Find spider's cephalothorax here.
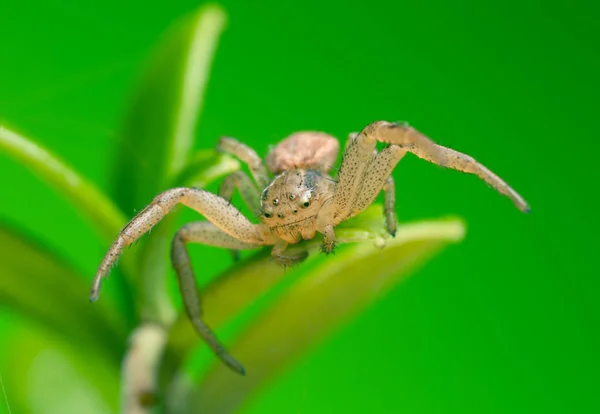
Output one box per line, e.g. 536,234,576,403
260,169,335,243
89,121,530,375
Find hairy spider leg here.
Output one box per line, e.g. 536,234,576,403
90,187,273,302
171,221,260,375
361,121,530,212
383,176,397,236
219,170,263,260
344,132,399,236
217,137,270,188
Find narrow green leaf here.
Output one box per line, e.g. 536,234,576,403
133,150,240,325
194,219,464,412
173,150,240,188
108,4,228,325
159,206,465,413
158,206,391,395
158,248,286,392
0,125,141,315
0,222,128,362
157,205,419,394
0,125,127,245
112,3,227,213
2,317,121,414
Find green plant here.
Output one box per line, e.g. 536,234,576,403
0,4,464,413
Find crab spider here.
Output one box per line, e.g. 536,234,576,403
90,120,529,375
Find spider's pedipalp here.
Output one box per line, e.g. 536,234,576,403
171,221,259,375
271,239,309,267
321,224,336,254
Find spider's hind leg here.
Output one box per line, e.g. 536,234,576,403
171,221,260,375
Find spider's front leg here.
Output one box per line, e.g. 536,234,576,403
171,221,261,375
361,121,530,212
344,132,398,237
90,187,274,301
317,134,407,252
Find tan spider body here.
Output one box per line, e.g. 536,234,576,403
90,121,529,375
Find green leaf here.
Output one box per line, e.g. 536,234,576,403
158,205,394,385
158,248,287,394
173,150,240,188
159,205,465,413
108,4,228,325
2,316,121,414
0,222,128,362
129,149,240,325
0,125,137,317
0,125,127,245
194,216,464,413
112,3,227,213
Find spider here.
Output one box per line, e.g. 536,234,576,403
89,120,529,375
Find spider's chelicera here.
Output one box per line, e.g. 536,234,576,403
90,121,529,375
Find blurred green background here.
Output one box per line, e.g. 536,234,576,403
0,0,598,413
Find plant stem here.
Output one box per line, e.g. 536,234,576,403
121,323,168,414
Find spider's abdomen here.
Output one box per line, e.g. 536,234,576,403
266,132,339,174
260,169,335,244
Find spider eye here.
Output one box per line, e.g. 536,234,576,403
264,212,272,218
273,199,279,206
299,191,312,208
289,194,295,201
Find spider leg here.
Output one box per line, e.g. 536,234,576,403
217,137,270,188
361,121,530,212
219,171,262,261
383,176,397,237
330,135,407,226
321,224,337,254
219,171,261,215
271,240,309,267
90,187,274,301
345,132,359,151
344,132,398,236
171,221,259,375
